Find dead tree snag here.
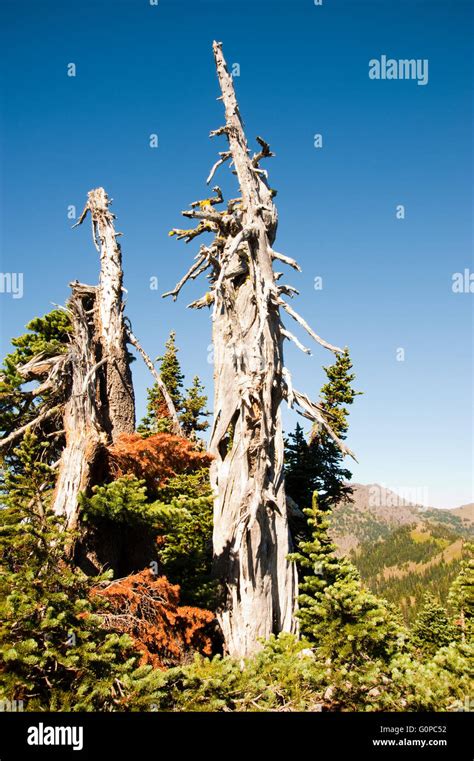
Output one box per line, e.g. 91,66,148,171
165,42,354,657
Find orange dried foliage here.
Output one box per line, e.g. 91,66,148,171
94,569,214,669
107,433,212,490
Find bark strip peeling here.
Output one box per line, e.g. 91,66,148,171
75,187,136,440
51,285,104,529
166,43,354,657
53,188,135,528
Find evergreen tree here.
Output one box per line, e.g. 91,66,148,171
285,348,359,511
180,375,210,439
411,594,455,656
284,423,315,512
138,331,185,435
448,542,474,642
289,492,406,665
0,436,151,710
0,309,71,468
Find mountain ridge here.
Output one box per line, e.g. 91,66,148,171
329,483,473,623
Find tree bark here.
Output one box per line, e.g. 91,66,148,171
208,42,297,656
165,44,353,656
87,187,135,440
52,188,135,529
52,286,104,530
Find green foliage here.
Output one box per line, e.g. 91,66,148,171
79,471,215,608
389,641,474,712
354,525,447,577
154,469,215,607
180,376,210,438
138,334,209,440
0,444,154,710
350,522,467,625
129,634,319,712
127,628,473,713
138,331,185,435
411,594,457,656
0,310,71,464
369,559,462,626
448,542,474,641
79,476,187,530
284,348,359,511
2,312,471,714
290,493,406,665
1,310,71,385
1,433,55,513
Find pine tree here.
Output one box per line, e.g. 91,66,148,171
285,348,359,511
448,542,474,642
0,310,71,468
289,492,405,665
180,375,210,439
284,422,315,512
411,594,455,656
0,436,151,710
138,331,184,435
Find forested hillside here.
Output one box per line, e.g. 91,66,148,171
329,485,473,623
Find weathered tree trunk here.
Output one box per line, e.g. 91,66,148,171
86,187,135,440
53,188,135,529
207,43,298,656
166,43,354,657
52,284,104,530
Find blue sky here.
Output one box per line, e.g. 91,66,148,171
0,0,472,507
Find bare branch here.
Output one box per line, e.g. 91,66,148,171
168,220,215,243
280,327,311,354
252,136,274,166
209,125,228,138
181,209,224,225
278,299,342,353
162,253,207,301
291,388,357,460
277,284,299,298
207,153,231,184
270,249,302,272
187,293,215,309
0,404,62,451
126,328,184,437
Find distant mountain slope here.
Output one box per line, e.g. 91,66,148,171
450,503,474,522
329,484,473,624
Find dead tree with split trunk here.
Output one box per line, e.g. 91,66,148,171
0,188,181,570
52,187,136,530
165,42,355,657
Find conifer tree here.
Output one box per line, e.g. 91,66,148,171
411,594,455,656
0,310,71,468
285,348,359,511
139,331,184,435
289,492,405,664
284,422,316,512
180,376,210,439
448,542,474,642
0,436,151,710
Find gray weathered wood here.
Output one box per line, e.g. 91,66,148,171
165,43,353,656
53,188,135,528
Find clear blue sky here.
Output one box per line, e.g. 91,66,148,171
0,0,472,507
